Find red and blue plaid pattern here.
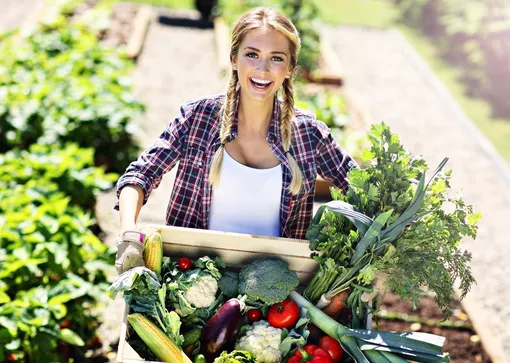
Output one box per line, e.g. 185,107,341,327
116,94,357,240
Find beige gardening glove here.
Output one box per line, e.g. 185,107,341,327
115,230,146,274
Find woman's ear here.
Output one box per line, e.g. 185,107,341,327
231,54,238,71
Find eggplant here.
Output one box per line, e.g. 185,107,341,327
201,298,243,360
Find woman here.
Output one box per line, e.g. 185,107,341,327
115,7,358,274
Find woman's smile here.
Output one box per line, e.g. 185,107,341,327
249,77,273,91
232,28,291,103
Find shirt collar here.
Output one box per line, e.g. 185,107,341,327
228,92,283,144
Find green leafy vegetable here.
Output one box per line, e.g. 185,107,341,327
218,271,239,299
305,122,479,321
213,350,257,363
238,259,299,306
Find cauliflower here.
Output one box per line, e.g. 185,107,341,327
183,274,218,308
235,321,283,363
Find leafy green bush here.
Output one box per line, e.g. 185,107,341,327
0,179,115,362
217,0,321,72
0,143,117,211
0,2,133,361
295,86,351,130
0,8,144,173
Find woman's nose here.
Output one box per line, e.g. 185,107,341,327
256,58,270,72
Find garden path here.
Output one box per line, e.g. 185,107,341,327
95,8,227,360
0,0,42,32
322,24,510,357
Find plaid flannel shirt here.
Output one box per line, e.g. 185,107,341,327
116,94,358,240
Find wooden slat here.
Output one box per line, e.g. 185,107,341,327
145,224,311,256
213,16,231,74
126,5,153,59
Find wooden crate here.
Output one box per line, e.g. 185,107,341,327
116,224,318,362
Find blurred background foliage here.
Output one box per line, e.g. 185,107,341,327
0,0,138,361
134,0,510,162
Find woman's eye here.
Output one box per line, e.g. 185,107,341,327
246,52,258,58
271,56,284,62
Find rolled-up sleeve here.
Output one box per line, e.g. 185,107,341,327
115,103,192,206
315,120,359,192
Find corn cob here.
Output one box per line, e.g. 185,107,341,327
128,313,192,363
143,228,163,274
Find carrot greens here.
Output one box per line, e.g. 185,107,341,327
305,123,480,325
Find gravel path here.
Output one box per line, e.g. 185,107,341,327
322,24,510,357
0,0,42,32
95,8,227,360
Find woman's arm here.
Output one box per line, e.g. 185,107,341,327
315,120,359,191
119,184,144,232
115,102,197,213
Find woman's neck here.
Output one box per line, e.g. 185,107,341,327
237,93,274,136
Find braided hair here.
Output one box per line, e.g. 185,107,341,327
209,7,303,195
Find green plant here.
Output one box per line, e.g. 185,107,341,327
0,143,117,210
0,178,115,361
295,87,351,130
294,85,365,161
0,6,144,173
304,123,479,324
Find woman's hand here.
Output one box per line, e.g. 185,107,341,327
115,230,146,274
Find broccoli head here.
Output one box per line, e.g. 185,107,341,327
218,270,239,299
238,259,299,306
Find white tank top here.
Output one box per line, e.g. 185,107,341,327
208,150,282,237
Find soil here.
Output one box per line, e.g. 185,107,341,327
373,293,492,362
100,2,139,47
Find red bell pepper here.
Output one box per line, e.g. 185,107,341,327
288,344,333,363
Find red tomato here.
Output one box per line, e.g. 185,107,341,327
177,257,192,271
247,309,262,322
287,356,302,363
318,336,344,362
267,299,300,328
310,348,333,363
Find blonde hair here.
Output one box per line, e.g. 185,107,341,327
209,7,303,195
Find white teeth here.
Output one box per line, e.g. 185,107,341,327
251,78,271,85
